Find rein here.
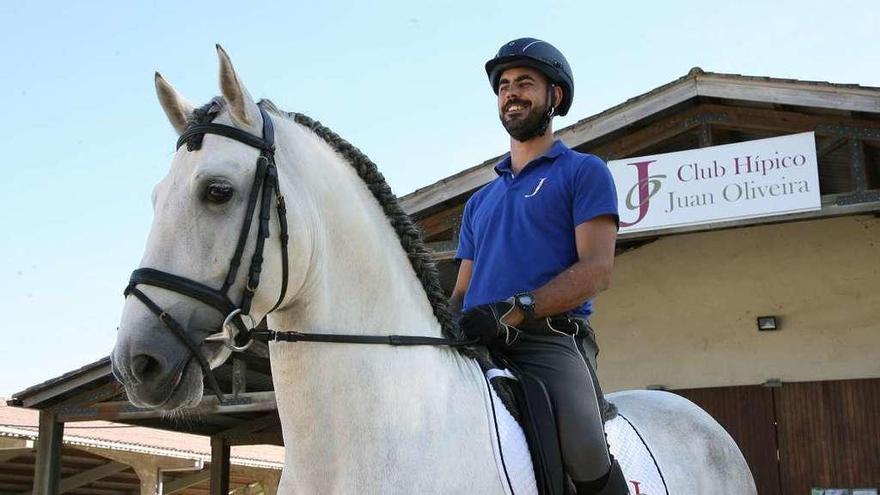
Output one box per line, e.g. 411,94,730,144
124,104,475,403
248,328,477,347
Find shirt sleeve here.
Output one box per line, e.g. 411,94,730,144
573,155,620,228
455,197,476,260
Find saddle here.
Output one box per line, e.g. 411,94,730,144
485,350,617,495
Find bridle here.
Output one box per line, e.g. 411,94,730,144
124,104,289,402
124,104,475,403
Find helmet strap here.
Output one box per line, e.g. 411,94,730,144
504,83,560,142
516,84,555,142
546,83,557,119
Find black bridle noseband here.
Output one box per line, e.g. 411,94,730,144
124,104,474,403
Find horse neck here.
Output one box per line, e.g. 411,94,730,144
270,119,443,338
260,119,503,493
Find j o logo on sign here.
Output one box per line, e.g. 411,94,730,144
620,160,666,228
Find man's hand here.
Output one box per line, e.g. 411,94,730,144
459,300,521,346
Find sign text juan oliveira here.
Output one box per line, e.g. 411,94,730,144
608,132,821,233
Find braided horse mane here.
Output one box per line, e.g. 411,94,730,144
186,98,464,344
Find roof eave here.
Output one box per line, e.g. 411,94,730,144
9,357,113,409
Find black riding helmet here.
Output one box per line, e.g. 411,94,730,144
485,38,574,116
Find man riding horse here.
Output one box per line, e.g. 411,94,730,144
453,38,628,495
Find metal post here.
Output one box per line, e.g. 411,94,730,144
32,410,64,495
232,357,247,399
210,436,230,495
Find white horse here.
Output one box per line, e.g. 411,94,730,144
111,47,757,494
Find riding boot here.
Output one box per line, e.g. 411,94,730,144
573,459,628,495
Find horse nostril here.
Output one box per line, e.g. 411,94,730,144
131,354,162,383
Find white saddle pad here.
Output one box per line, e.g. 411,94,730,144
485,369,667,495
606,414,668,495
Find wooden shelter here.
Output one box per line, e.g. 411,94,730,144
9,68,880,494
0,399,281,494
7,352,280,494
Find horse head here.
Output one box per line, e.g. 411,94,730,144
111,46,312,410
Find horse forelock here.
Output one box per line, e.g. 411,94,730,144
178,97,469,347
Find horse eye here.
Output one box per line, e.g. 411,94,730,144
205,182,234,204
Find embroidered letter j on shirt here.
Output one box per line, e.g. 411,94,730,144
525,177,548,198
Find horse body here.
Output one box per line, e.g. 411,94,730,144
111,47,756,494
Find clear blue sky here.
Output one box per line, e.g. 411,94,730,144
1,0,877,396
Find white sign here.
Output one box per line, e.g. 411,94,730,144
609,132,821,233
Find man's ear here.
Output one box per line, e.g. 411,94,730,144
552,85,564,110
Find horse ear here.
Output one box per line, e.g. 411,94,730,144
155,72,194,135
216,44,261,131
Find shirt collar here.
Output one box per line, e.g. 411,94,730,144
494,140,569,176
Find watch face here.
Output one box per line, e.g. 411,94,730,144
517,294,535,306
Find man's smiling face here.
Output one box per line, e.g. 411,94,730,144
497,66,555,141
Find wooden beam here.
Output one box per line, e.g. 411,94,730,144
400,162,498,217
226,431,284,446
425,240,457,254
58,461,128,494
430,250,457,262
585,105,709,159
209,437,230,495
0,447,34,463
229,482,263,494
815,123,880,140
32,411,64,495
416,203,464,237
590,103,880,161
850,139,868,192
697,123,713,148
51,381,124,412
216,413,280,441
695,75,880,113
817,136,848,158
695,104,880,138
17,362,113,409
558,77,698,152
58,391,277,422
162,470,210,494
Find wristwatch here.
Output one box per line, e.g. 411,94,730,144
513,292,537,322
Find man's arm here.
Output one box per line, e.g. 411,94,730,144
504,215,617,326
448,259,473,319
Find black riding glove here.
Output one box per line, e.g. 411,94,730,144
459,299,521,346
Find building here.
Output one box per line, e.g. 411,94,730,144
400,68,880,494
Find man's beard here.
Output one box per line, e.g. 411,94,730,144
500,99,551,142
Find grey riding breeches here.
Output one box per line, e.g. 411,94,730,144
501,321,612,483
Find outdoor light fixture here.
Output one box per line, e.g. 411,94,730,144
757,316,778,331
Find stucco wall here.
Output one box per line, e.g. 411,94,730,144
591,215,880,392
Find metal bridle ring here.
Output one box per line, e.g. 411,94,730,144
225,309,255,352
204,309,255,352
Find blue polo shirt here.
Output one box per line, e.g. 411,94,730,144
456,140,619,317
